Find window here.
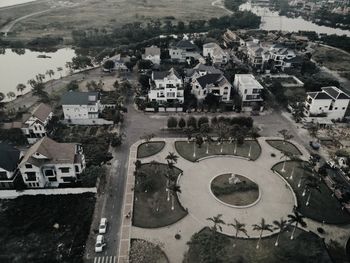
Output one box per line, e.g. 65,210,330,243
26,172,36,181
44,170,54,177
25,164,33,169
59,167,70,173
342,107,345,110
335,107,338,110
244,89,247,94
75,165,80,173
0,171,7,180
319,107,322,110
62,177,76,183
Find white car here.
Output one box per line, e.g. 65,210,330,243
95,235,106,253
99,218,108,234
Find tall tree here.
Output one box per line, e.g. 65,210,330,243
7,92,16,101
167,184,181,210
165,152,178,164
206,214,225,233
273,218,287,246
229,218,249,246
288,208,307,240
16,83,26,95
252,218,273,249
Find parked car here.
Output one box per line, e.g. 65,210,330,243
95,235,106,253
309,141,320,150
99,218,108,234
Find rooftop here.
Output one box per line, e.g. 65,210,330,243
0,143,20,172
235,74,264,90
61,91,99,105
144,45,161,57
152,68,181,80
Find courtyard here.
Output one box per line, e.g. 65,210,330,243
120,137,350,262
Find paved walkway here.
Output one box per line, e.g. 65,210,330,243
0,187,97,199
126,137,350,263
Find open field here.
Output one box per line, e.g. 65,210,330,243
0,193,95,263
2,0,227,40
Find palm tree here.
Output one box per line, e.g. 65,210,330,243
165,152,178,164
46,69,55,79
57,67,63,78
280,152,294,173
252,218,273,249
184,127,193,143
205,135,213,154
6,92,16,101
16,83,26,95
216,122,230,153
288,208,307,240
278,129,293,144
229,219,249,246
206,214,225,233
167,183,181,210
273,218,287,246
304,178,321,206
35,73,45,83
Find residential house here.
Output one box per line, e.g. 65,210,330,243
184,63,223,83
191,73,232,102
169,39,203,62
203,42,228,65
103,54,130,72
234,74,264,111
269,44,297,70
62,91,100,120
148,68,184,104
245,40,270,71
18,137,85,188
304,86,350,120
0,143,21,189
142,45,161,65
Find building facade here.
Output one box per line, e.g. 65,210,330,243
62,92,100,120
234,74,264,111
142,45,161,65
0,143,21,189
18,137,85,188
203,42,228,65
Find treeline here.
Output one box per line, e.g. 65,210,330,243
224,0,246,12
71,12,261,48
0,35,63,49
313,9,350,30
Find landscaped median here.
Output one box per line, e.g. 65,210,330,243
272,160,350,224
174,140,261,162
184,227,332,263
137,141,165,158
266,139,302,156
132,162,187,228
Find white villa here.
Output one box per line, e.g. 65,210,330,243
169,39,203,63
304,86,350,120
184,63,222,83
142,45,161,65
191,73,231,102
203,42,228,65
62,91,100,120
0,143,21,189
102,54,129,72
148,68,184,104
18,137,85,188
234,74,264,111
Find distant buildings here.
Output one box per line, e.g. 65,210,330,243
304,86,350,120
142,45,161,65
148,68,184,104
18,137,85,188
62,92,100,120
202,42,228,65
0,143,21,189
169,39,203,63
234,74,264,111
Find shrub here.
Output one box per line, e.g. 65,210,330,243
198,116,209,128
211,116,218,126
187,116,197,129
178,118,186,129
167,117,178,128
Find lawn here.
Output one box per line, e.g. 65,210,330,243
133,163,187,228
130,239,168,263
184,227,332,263
137,141,165,159
0,193,95,263
211,174,259,206
175,140,261,162
272,161,350,224
266,140,302,156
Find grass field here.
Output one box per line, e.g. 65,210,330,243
266,140,302,156
175,140,261,162
133,163,187,228
0,193,95,263
184,227,332,263
272,161,350,224
2,0,227,40
137,141,165,159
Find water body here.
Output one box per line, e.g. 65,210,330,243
0,48,76,97
0,0,37,8
240,2,350,37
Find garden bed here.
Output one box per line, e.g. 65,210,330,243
266,140,302,156
184,227,332,263
137,141,165,158
175,140,261,162
130,239,168,263
133,163,187,228
211,174,259,207
0,193,95,263
272,161,350,224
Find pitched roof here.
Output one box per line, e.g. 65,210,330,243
196,74,222,88
20,137,77,167
185,63,222,77
0,143,20,172
153,68,181,80
61,91,99,105
322,86,350,100
144,45,160,56
31,103,52,122
307,91,332,100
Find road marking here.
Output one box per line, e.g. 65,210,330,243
93,256,116,263
94,257,97,263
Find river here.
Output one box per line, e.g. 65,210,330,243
0,0,37,8
240,2,350,37
0,48,76,98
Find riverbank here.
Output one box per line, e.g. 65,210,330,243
0,0,38,9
